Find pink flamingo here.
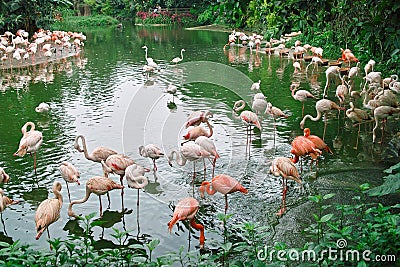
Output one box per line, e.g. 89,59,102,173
290,135,321,169
195,136,220,178
372,106,400,143
0,167,10,183
323,66,341,98
139,144,164,171
59,162,80,202
168,197,205,249
290,83,316,117
0,188,18,234
35,181,62,240
265,102,289,143
125,164,149,206
269,157,301,216
345,102,371,149
183,118,213,143
168,143,212,182
68,176,123,218
14,122,43,175
101,154,135,185
300,99,344,140
185,110,213,128
303,128,333,168
199,174,248,214
74,135,118,163
233,100,262,156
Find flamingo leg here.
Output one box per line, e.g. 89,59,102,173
34,152,37,176
212,157,216,178
224,194,228,215
190,218,205,250
354,124,360,149
153,159,157,171
106,192,111,209
323,114,327,141
66,182,71,203
203,158,206,180
137,188,140,208
1,213,7,235
47,228,50,239
99,195,103,217
301,103,304,118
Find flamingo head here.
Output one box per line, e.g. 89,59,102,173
303,128,311,137
183,132,191,140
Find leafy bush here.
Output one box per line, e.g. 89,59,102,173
52,15,119,31
197,6,216,25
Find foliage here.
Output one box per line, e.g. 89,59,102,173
196,6,217,25
366,162,400,196
136,11,197,26
51,15,119,31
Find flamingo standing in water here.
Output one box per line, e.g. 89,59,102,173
265,102,289,143
251,80,261,90
185,110,213,128
35,181,62,240
168,143,212,183
168,197,205,249
290,134,321,169
101,154,135,186
74,135,118,163
194,136,220,178
59,162,80,202
345,102,371,149
142,45,158,69
372,106,400,144
124,164,149,206
68,176,123,218
0,188,18,234
0,167,10,183
183,118,213,144
14,122,43,175
35,102,50,113
269,157,301,216
171,48,185,64
199,174,248,214
290,83,316,117
303,128,333,167
300,99,344,140
233,100,262,156
323,66,341,98
139,144,164,171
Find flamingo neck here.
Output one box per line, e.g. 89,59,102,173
129,176,148,189
199,181,217,198
22,122,35,134
180,50,184,60
68,188,91,217
205,119,213,137
78,135,95,161
169,150,187,166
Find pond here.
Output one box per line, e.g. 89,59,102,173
0,23,397,256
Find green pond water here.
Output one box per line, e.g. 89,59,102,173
0,23,397,255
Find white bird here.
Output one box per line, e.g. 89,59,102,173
323,66,341,98
372,106,400,143
124,164,149,206
251,80,261,90
35,102,50,113
171,48,185,64
138,144,164,171
142,45,158,68
59,162,80,202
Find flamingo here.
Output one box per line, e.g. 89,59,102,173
233,100,262,155
290,135,321,166
59,162,80,202
364,59,376,76
194,136,220,178
0,167,10,183
124,164,149,206
265,102,288,143
335,75,349,106
138,144,164,171
293,61,301,73
14,122,43,175
0,189,18,234
345,102,371,149
389,75,400,94
199,174,248,214
183,118,213,143
305,56,323,72
68,176,124,218
74,135,118,163
251,80,261,90
101,154,135,185
35,181,62,240
168,143,212,182
35,102,50,113
303,128,333,167
372,106,400,143
185,110,213,128
323,66,341,98
142,45,158,68
168,197,205,249
165,84,177,101
252,96,268,114
300,99,344,140
290,83,316,117
269,157,302,216
171,48,185,64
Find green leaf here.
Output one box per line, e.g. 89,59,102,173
323,193,336,200
320,214,334,223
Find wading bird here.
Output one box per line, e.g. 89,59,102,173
345,102,371,149
168,197,205,249
171,48,185,64
0,167,10,183
303,128,333,167
194,136,220,178
14,122,43,175
35,181,62,240
269,157,301,216
68,176,123,218
0,189,18,234
372,106,400,144
59,162,80,202
185,110,213,128
199,174,248,214
74,135,118,163
139,144,164,171
290,83,316,117
124,164,149,207
35,102,50,113
183,118,213,143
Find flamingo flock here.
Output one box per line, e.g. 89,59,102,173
1,29,399,252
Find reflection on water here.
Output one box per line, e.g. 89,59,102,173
0,23,397,255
